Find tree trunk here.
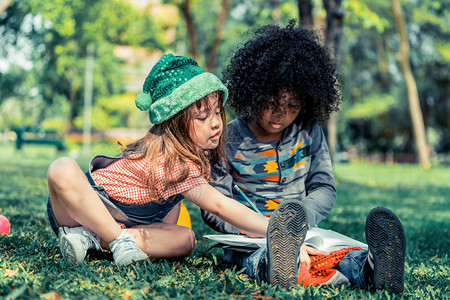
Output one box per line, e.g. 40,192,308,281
376,36,390,91
65,84,79,134
392,0,430,168
323,0,344,162
298,0,314,28
179,0,198,61
206,0,230,72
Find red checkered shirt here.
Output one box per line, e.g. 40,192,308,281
91,154,208,204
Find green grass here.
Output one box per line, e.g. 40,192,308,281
0,143,449,299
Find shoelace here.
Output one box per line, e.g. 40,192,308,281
81,230,101,250
110,233,138,255
81,230,95,249
367,250,374,270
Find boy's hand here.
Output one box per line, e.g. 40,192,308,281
299,245,329,270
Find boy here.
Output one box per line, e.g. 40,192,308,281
202,21,406,294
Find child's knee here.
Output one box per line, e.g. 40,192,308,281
178,227,196,255
47,157,78,185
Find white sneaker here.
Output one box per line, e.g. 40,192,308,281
58,226,102,264
109,230,148,267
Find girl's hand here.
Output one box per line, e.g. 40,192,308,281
299,245,329,270
183,184,268,237
240,216,269,238
240,229,263,238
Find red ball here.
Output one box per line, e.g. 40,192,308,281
0,215,11,235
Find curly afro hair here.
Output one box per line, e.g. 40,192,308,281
222,20,341,129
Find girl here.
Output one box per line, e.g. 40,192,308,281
46,54,269,267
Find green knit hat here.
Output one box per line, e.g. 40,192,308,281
135,53,228,124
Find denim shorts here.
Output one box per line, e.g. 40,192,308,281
47,155,183,236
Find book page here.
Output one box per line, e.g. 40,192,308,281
203,233,266,248
204,227,367,252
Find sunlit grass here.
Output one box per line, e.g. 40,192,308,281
0,143,449,299
334,161,450,188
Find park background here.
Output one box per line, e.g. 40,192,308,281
0,0,449,299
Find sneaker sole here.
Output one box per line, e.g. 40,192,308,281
266,200,307,288
60,234,86,264
365,207,406,294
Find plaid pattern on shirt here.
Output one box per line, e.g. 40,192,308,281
91,154,208,204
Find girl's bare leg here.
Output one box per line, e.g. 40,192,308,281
48,157,195,259
128,223,196,258
47,157,122,243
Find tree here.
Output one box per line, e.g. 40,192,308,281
297,0,343,161
298,0,313,28
177,0,231,72
179,0,199,60
0,0,161,133
323,0,344,162
336,0,448,161
392,0,430,168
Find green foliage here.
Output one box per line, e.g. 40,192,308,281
0,144,449,299
0,0,164,131
343,93,398,120
339,0,450,153
1,0,449,156
412,1,449,35
435,41,450,60
344,0,390,33
177,0,300,72
0,64,44,130
0,98,23,129
41,118,67,132
39,94,71,132
73,93,148,130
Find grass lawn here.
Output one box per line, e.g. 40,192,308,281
0,143,449,299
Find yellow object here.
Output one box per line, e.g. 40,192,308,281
177,200,192,228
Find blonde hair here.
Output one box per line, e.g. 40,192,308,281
120,91,226,203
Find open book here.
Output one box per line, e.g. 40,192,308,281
204,227,368,253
